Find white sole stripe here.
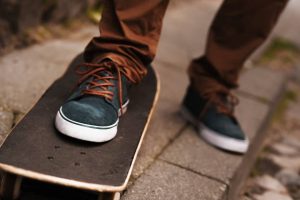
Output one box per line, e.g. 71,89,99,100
180,106,249,153
55,100,129,142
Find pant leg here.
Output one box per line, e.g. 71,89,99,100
84,0,169,82
189,0,289,96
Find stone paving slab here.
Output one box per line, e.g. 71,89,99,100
154,41,190,70
238,67,287,102
158,94,269,184
154,60,189,100
271,0,300,47
123,160,225,200
0,41,78,113
154,0,221,68
160,126,240,184
235,94,270,139
0,108,14,142
158,0,222,59
0,27,97,113
131,99,186,179
131,60,189,179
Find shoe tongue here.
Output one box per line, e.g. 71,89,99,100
67,73,127,112
89,70,116,91
98,70,112,77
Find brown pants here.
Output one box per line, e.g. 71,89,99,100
84,0,288,97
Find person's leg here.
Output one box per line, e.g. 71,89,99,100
84,0,169,83
55,0,169,142
190,0,289,94
182,0,289,153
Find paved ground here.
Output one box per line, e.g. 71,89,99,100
243,82,300,200
0,0,299,199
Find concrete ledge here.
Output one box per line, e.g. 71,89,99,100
227,69,289,200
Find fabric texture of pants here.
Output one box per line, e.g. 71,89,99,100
83,0,289,102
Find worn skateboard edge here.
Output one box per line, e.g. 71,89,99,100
119,69,161,188
0,67,160,193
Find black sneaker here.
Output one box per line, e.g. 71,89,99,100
181,85,249,153
55,60,133,142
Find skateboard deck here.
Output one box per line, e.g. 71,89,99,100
0,54,159,199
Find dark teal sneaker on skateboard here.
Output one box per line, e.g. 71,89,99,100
55,60,133,142
181,85,249,153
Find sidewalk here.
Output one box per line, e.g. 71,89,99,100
122,1,290,200
0,1,298,200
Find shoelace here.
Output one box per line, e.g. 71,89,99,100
200,87,239,119
75,61,143,115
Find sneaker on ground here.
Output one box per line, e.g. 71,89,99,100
55,60,134,142
181,85,249,153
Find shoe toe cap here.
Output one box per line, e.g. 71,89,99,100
60,100,118,127
203,113,246,140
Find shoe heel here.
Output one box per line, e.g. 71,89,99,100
180,106,199,128
118,100,130,117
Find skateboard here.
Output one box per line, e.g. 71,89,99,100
0,54,159,200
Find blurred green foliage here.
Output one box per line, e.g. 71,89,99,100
86,3,103,24
261,37,300,61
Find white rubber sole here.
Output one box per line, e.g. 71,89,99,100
180,106,249,154
55,100,129,143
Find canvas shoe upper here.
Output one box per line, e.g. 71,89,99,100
181,85,249,153
55,60,134,142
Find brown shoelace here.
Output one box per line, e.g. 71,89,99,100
75,61,143,114
199,86,239,119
